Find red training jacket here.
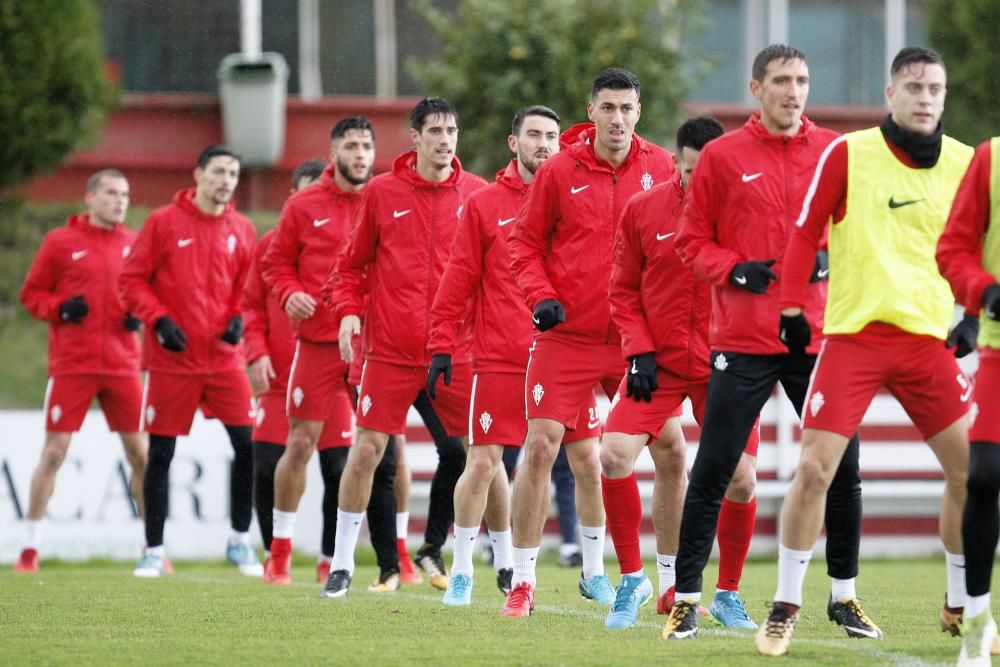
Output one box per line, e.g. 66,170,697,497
119,188,256,374
21,213,141,376
242,230,295,393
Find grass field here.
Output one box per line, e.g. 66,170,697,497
1,554,968,666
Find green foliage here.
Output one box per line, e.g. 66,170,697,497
927,0,1000,147
408,0,704,176
0,0,116,190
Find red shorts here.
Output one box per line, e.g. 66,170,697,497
356,359,472,436
524,333,625,430
43,374,143,433
469,371,600,447
286,340,351,422
141,369,255,436
605,369,760,456
803,327,972,439
970,351,1000,443
253,390,351,450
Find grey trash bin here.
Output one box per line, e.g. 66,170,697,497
217,52,289,167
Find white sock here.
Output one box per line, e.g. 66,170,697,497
273,510,297,539
489,528,513,571
24,519,42,550
775,545,813,607
330,509,365,575
656,553,676,596
580,525,606,580
228,529,250,546
831,577,856,601
967,592,992,618
512,546,540,587
675,590,702,603
946,551,968,609
451,525,480,577
625,568,644,579
396,512,409,539
146,545,166,558
559,542,580,558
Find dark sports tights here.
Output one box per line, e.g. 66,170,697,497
963,441,1000,596
225,424,254,533
144,435,176,547
252,441,284,550
412,390,466,549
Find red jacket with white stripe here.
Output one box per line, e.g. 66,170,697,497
119,188,256,374
610,178,711,381
508,123,675,345
328,151,487,367
242,230,295,393
21,214,141,376
675,113,837,355
261,167,361,344
428,160,533,373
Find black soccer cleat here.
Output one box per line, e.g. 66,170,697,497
414,544,449,591
827,595,884,639
321,569,351,598
496,567,513,595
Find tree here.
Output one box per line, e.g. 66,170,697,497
0,0,115,190
408,0,704,176
928,0,1000,147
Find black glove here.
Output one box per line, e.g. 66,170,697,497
626,352,658,403
123,314,142,332
220,315,244,345
426,353,453,399
154,316,188,352
984,283,1000,321
532,298,566,332
729,259,777,294
810,250,829,282
945,313,979,359
779,313,812,355
59,295,88,323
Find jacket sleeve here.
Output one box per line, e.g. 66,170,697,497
20,234,64,323
119,213,170,325
508,166,559,310
937,142,996,310
428,199,487,355
261,202,307,307
329,189,379,320
241,238,271,364
608,200,655,357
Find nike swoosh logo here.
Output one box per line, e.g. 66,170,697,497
734,275,747,285
844,625,881,639
313,218,331,227
888,197,923,209
570,185,589,195
498,217,515,226
587,419,601,429
393,209,411,218
583,534,598,540
340,430,353,438
656,232,675,241
532,315,540,324
177,238,194,248
71,251,87,261
741,172,763,183
630,360,638,374
817,268,829,279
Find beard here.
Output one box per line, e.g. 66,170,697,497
337,158,371,186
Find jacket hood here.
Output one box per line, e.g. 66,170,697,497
66,212,123,233
172,187,237,221
495,159,528,194
392,150,464,189
561,122,652,172
317,165,362,201
744,111,817,145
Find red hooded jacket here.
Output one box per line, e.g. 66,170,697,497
21,214,141,376
675,113,837,355
327,151,487,367
610,178,711,381
261,167,362,343
242,230,296,393
427,160,533,373
119,188,256,374
508,123,675,345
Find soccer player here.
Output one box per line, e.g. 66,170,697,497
323,97,487,598
665,44,873,641
15,170,147,573
938,136,1000,667
505,68,676,616
603,116,764,630
119,145,260,578
755,47,975,657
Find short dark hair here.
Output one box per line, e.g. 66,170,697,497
591,67,641,101
409,97,458,132
675,116,725,153
890,46,945,78
331,115,375,141
197,144,241,170
752,44,807,82
291,158,327,188
86,168,126,193
511,105,561,137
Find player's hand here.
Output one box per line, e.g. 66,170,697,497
220,315,244,345
809,250,829,282
123,313,142,332
729,259,777,294
155,316,188,352
626,352,658,403
426,353,453,400
779,311,811,355
338,315,361,363
285,291,316,320
59,294,89,323
983,283,1000,321
248,355,276,394
945,313,979,359
532,298,566,331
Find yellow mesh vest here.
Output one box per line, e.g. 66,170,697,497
826,127,973,338
982,137,1000,349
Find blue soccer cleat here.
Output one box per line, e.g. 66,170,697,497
579,572,616,606
605,572,653,629
442,573,473,606
709,590,759,630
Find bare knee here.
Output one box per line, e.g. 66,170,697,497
567,439,602,484
523,423,561,472
350,429,387,474
467,448,500,484
39,433,72,471
286,422,320,465
725,455,757,503
119,432,148,467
